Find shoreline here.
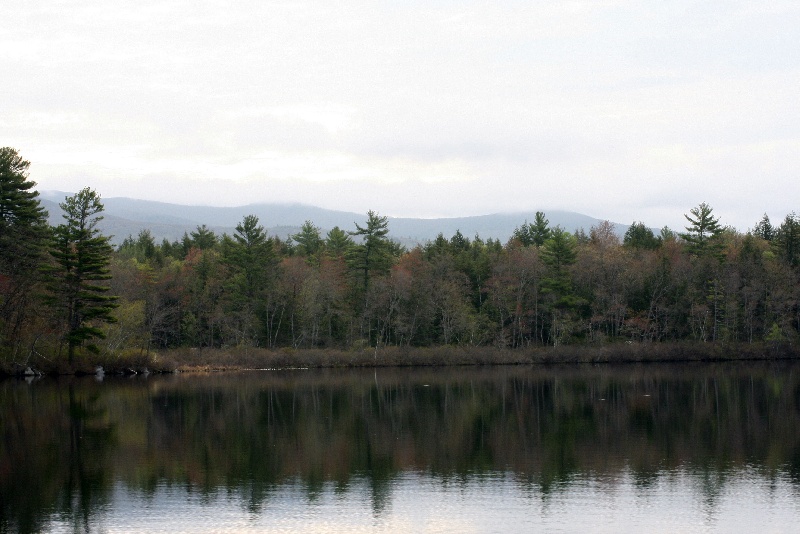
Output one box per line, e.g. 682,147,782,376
2,342,798,377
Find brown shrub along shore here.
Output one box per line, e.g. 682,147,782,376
2,342,799,377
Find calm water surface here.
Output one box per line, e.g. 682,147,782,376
2,362,800,533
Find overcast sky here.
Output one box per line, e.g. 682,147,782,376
2,0,798,231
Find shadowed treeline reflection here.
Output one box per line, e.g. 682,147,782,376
2,363,800,532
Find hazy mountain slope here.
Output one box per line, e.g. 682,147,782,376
388,211,613,242
39,192,629,245
41,198,238,243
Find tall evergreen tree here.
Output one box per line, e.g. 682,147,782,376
541,227,577,291
181,224,218,256
752,213,773,241
511,211,551,248
623,221,661,250
660,226,677,242
681,202,723,256
449,230,470,251
291,220,323,261
220,214,275,345
424,233,451,258
48,188,117,362
325,226,354,259
0,148,50,353
224,215,274,300
531,211,551,247
347,211,393,294
117,229,159,264
541,227,579,344
773,213,800,267
511,221,535,247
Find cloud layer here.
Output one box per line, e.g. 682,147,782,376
3,0,799,230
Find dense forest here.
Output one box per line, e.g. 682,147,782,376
1,147,799,367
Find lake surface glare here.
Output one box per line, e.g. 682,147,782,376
3,362,799,533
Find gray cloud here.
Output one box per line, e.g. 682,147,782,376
2,0,798,232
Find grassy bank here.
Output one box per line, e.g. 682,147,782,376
166,342,800,372
3,342,798,377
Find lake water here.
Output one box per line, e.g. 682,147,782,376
2,362,799,533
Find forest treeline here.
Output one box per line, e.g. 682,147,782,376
2,147,800,367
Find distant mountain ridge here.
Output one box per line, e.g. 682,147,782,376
39,191,630,246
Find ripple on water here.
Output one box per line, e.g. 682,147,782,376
42,469,800,534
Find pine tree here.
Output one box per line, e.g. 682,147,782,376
224,215,275,302
324,226,354,259
291,220,323,261
680,202,723,256
773,213,800,266
449,230,469,251
541,227,577,287
47,188,117,362
347,210,392,294
623,221,661,250
541,227,579,345
752,213,773,241
541,227,579,310
511,211,551,248
531,211,551,247
185,224,218,252
220,214,275,345
0,148,50,353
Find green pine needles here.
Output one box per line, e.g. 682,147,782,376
47,187,118,361
0,148,50,354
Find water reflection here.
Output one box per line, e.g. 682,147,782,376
2,362,800,532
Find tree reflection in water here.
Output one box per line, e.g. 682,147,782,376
2,362,800,532
1,380,116,533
